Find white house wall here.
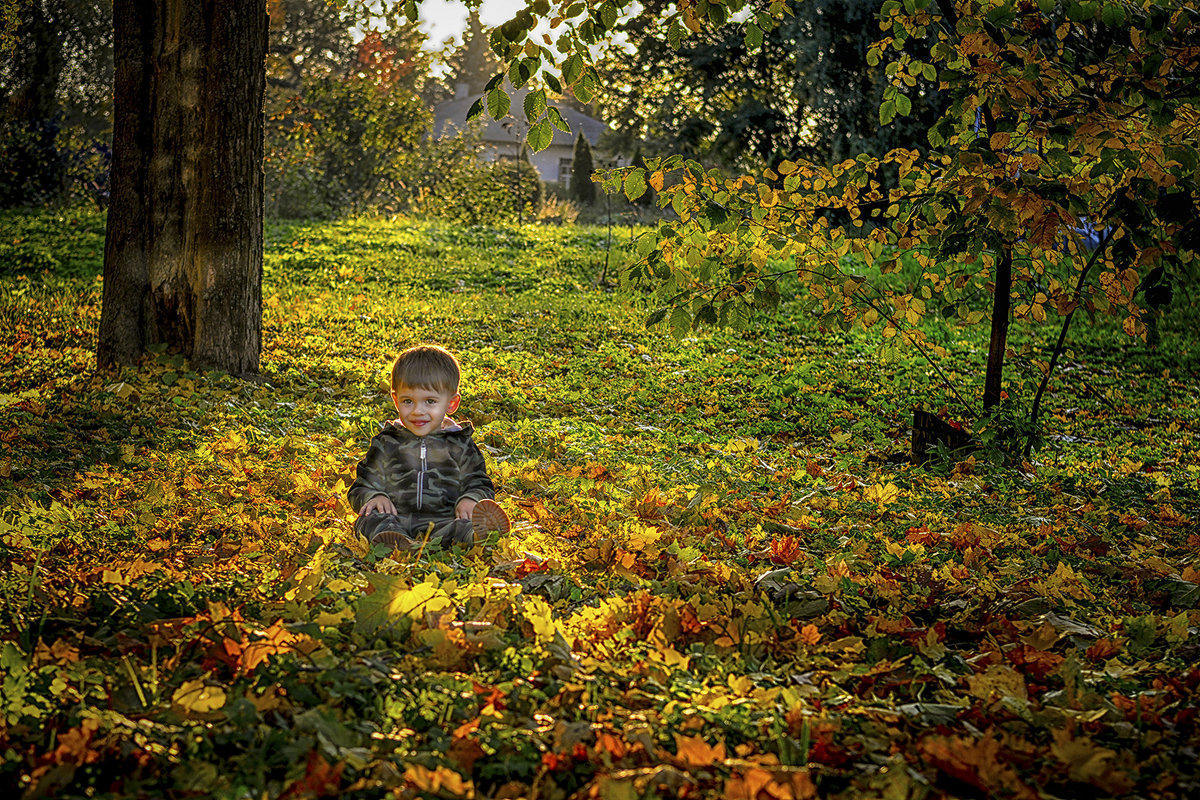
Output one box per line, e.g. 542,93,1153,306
476,142,577,185
433,86,613,185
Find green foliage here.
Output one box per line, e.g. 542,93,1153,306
569,131,596,205
573,0,1200,431
594,0,942,169
398,131,544,226
0,205,105,277
265,72,429,218
3,210,1200,797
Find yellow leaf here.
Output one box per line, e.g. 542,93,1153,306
173,679,226,713
105,381,136,400
404,763,473,795
1051,729,1117,783
813,574,840,594
314,607,354,627
523,595,558,643
625,522,662,552
395,581,454,617
864,482,901,505
967,664,1028,703
728,674,753,695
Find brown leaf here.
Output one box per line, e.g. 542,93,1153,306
919,732,1037,800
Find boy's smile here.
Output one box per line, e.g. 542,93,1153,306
392,383,460,436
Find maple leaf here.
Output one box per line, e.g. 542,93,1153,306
769,535,804,565
404,764,473,796
241,620,303,674
32,638,79,667
1050,729,1133,793
863,482,900,506
673,733,726,767
725,766,817,800
919,733,1037,800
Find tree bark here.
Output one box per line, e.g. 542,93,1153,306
982,248,1013,409
98,0,266,376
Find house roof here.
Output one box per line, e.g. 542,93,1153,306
433,87,609,150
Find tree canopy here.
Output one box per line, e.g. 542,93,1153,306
458,0,1197,439
595,0,943,169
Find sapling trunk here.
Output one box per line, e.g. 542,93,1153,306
983,248,1013,410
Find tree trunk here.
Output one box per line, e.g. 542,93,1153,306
97,0,266,376
982,248,1013,409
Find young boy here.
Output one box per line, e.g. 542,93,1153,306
348,345,509,550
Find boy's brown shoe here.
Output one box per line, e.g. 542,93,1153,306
471,499,510,541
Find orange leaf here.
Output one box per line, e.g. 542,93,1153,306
769,535,803,565
799,624,822,646
674,733,726,767
280,750,343,799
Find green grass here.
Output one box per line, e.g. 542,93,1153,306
1,207,1198,799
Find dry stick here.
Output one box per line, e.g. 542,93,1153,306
1024,226,1117,458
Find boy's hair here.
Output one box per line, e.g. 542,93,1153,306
391,345,460,395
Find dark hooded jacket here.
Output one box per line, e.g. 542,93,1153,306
347,419,495,516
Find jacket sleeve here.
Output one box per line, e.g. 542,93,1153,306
456,437,496,504
347,436,391,512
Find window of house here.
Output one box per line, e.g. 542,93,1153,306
558,158,573,187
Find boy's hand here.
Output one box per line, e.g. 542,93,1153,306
361,495,397,516
455,498,477,520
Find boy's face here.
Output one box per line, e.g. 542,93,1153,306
391,383,460,437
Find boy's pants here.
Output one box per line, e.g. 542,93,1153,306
354,511,475,549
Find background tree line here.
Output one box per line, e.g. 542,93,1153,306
1,0,922,220
0,0,551,223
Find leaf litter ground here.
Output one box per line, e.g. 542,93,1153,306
1,209,1198,799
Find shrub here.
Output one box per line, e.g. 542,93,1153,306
500,156,543,218
398,129,544,225
265,73,428,217
0,119,67,208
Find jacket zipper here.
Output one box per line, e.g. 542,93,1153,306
417,439,427,510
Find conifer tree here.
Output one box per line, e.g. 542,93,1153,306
569,132,595,205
